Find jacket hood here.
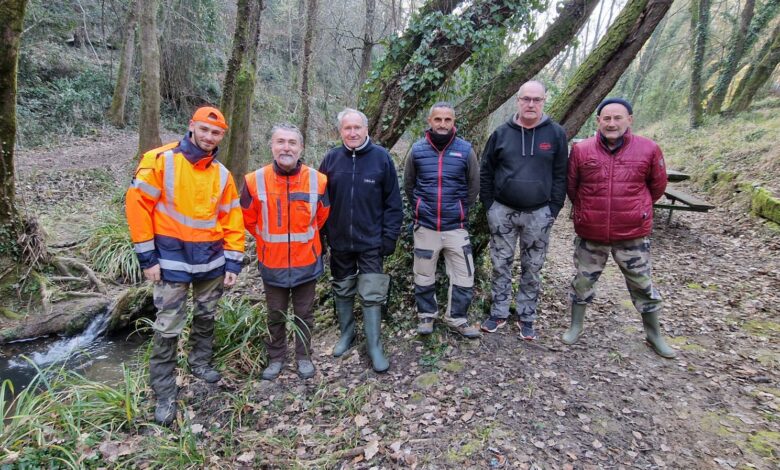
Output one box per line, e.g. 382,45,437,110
507,113,551,131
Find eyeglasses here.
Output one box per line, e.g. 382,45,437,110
519,97,545,104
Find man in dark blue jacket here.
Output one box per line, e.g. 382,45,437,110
403,102,481,339
480,80,568,340
319,108,403,372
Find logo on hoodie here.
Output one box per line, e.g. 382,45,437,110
539,142,552,151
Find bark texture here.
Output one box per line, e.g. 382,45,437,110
547,0,674,139
108,1,137,128
728,21,780,113
138,0,162,154
355,0,377,94
299,0,318,144
0,0,27,246
689,0,710,128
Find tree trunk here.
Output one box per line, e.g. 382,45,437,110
728,21,780,113
628,14,668,103
689,0,710,128
456,0,601,136
0,0,27,250
299,0,318,144
705,0,755,115
361,0,540,148
547,0,674,139
138,0,162,154
355,0,377,95
107,0,137,128
221,0,264,185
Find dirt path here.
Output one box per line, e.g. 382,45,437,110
14,134,780,468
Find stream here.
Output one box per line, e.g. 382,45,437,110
0,310,147,393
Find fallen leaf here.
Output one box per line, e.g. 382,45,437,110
191,423,204,435
355,415,369,427
364,439,380,460
592,440,603,450
236,451,255,463
461,410,474,422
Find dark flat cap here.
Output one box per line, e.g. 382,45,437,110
596,98,633,116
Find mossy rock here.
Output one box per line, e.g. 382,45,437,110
413,372,440,390
748,430,780,458
442,361,465,373
748,185,780,225
744,320,780,338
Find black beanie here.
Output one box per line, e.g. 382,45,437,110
596,98,633,116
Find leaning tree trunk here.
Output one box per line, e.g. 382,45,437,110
547,0,674,139
361,0,539,148
299,0,318,144
456,0,601,136
108,0,137,128
727,21,780,114
138,0,162,154
689,0,710,128
221,0,263,186
0,0,28,249
705,0,755,115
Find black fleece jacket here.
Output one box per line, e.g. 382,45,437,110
479,114,568,216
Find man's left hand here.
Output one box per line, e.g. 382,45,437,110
224,272,238,287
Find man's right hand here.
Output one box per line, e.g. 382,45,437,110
144,264,161,282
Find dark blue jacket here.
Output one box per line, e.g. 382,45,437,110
409,134,473,231
319,138,403,252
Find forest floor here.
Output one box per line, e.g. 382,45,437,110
9,127,780,469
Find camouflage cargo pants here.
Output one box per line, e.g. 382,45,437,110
152,276,225,338
569,237,662,314
487,202,555,322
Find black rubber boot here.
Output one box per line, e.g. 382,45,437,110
150,333,179,425
358,273,391,373
188,315,221,383
562,303,586,345
642,311,677,359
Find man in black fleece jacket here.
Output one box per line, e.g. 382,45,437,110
479,80,568,340
319,108,403,372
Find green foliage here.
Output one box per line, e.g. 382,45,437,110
213,295,269,376
83,209,141,284
17,45,114,146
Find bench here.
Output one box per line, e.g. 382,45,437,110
654,188,716,223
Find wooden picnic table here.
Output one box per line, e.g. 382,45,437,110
666,169,690,182
655,169,714,222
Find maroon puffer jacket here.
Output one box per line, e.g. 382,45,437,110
567,130,667,243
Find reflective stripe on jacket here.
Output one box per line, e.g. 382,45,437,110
242,162,330,288
125,139,245,283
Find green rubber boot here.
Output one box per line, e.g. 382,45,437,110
562,303,586,345
642,311,677,359
358,273,391,373
332,275,358,357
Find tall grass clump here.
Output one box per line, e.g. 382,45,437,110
1,362,145,467
83,210,141,284
213,296,269,377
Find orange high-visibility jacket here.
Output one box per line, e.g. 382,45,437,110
242,162,330,288
125,138,245,283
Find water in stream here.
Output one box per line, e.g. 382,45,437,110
0,310,148,393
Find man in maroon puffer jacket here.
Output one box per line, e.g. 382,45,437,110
562,98,676,359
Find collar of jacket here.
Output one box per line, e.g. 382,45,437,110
343,136,372,155
178,132,217,167
425,128,456,152
272,159,303,176
598,128,632,154
508,113,549,131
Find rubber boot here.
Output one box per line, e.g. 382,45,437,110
358,273,391,373
562,303,586,345
364,306,390,372
642,311,677,359
188,315,221,382
332,275,358,357
149,333,178,425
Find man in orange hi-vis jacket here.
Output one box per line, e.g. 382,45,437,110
125,106,245,425
241,123,329,381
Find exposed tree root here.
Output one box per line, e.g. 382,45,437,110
52,256,107,294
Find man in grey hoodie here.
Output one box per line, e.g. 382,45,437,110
479,80,568,339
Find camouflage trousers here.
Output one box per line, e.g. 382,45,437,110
152,276,225,337
569,237,662,314
487,202,555,322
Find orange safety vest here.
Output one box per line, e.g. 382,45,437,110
242,163,329,287
126,141,245,282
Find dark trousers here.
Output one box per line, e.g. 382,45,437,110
264,279,316,362
330,248,384,279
